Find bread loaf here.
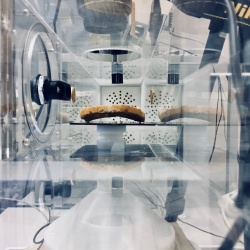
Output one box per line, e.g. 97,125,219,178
158,106,221,123
80,104,145,122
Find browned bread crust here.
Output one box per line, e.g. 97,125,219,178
158,106,220,123
80,105,145,122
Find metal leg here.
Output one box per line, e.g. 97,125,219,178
165,179,187,222
218,217,246,250
165,125,187,222
244,224,250,250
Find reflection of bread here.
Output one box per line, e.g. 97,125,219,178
80,105,145,122
80,158,143,172
56,112,69,123
158,106,220,123
76,144,152,172
83,0,132,15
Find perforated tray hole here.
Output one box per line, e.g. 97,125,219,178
66,91,95,122
106,91,136,123
68,129,83,146
143,132,177,144
97,117,141,124
146,58,168,79
123,132,136,144
82,130,96,145
101,86,141,123
144,86,181,122
93,61,141,80
69,126,96,146
123,61,141,79
145,91,175,122
63,91,95,108
105,90,137,105
123,126,141,144
75,94,94,107
141,127,179,145
63,62,91,80
103,64,111,79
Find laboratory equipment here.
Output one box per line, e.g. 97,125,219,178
0,1,248,250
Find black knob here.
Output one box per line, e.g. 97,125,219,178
43,78,71,102
112,62,123,84
30,74,71,105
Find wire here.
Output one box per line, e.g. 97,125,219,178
157,41,197,56
129,181,229,240
209,76,224,163
0,197,51,249
129,181,165,216
130,182,228,240
53,0,62,33
0,197,49,223
220,208,244,244
219,79,228,142
209,78,221,161
33,222,50,249
168,28,206,46
219,79,229,102
178,217,225,239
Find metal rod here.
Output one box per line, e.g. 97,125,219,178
0,0,16,159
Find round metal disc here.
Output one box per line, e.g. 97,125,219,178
84,48,141,62
22,23,58,143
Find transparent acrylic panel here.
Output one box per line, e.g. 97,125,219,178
1,1,248,250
